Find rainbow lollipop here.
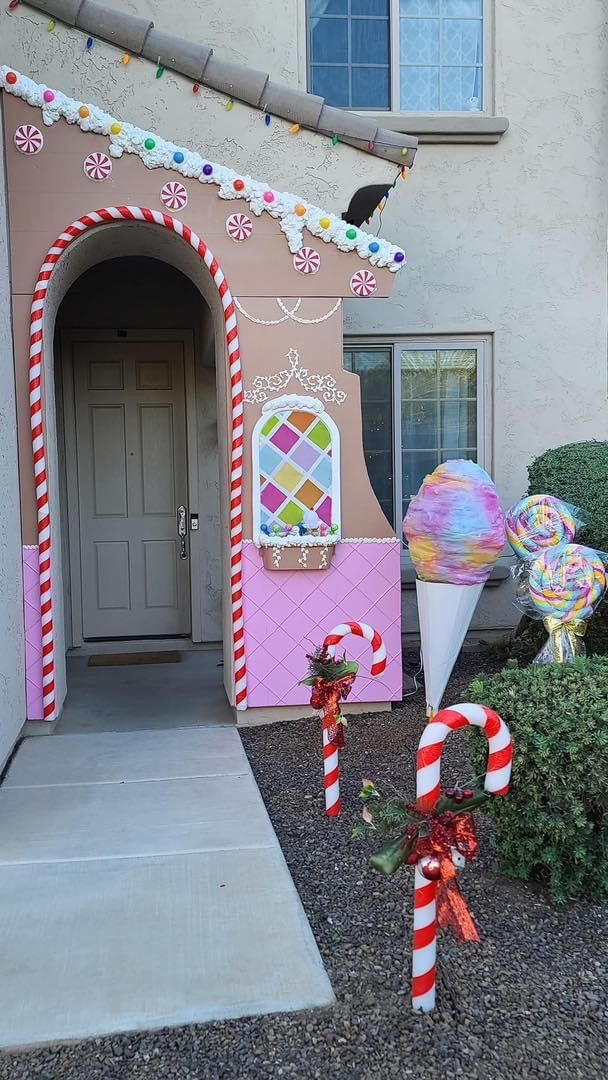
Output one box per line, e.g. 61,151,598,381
528,544,606,624
506,495,579,559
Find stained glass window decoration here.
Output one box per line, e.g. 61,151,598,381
252,395,342,546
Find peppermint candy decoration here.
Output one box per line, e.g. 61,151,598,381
160,181,188,211
293,247,321,274
83,152,112,181
226,213,253,241
350,269,377,297
14,125,44,155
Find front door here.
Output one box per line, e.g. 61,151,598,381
73,341,191,639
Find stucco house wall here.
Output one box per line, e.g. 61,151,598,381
0,103,27,767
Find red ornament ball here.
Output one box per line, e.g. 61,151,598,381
6,72,18,86
233,179,245,192
419,856,442,881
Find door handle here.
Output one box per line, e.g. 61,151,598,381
176,504,188,559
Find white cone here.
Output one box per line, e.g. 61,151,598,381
416,580,484,716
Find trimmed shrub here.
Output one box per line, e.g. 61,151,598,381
469,659,608,906
527,440,608,655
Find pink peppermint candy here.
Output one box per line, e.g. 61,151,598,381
226,213,253,241
14,125,44,154
293,247,321,274
83,152,112,181
350,269,377,297
160,181,188,210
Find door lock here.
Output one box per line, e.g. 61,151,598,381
176,504,188,559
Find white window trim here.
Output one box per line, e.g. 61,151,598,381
344,334,493,558
307,0,495,118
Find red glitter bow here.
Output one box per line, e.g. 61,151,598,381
309,675,355,747
407,810,480,942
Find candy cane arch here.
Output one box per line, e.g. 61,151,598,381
412,702,512,1012
29,207,247,721
321,622,387,816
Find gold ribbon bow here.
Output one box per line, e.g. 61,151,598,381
543,616,587,663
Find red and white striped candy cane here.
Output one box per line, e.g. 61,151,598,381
412,702,512,1012
321,622,387,817
324,622,387,675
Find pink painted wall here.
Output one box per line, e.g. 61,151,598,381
22,547,44,721
242,542,402,707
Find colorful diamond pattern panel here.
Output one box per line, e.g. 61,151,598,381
22,547,44,721
258,410,334,529
242,542,402,707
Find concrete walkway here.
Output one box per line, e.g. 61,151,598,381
0,725,333,1048
57,650,233,733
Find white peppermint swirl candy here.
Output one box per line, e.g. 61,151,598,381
14,124,44,154
293,247,321,274
160,181,188,210
83,152,112,181
226,213,253,241
350,269,377,297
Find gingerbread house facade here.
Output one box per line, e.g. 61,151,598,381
1,67,408,730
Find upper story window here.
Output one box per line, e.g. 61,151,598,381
308,0,485,112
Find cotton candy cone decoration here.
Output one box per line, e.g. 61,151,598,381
416,580,483,715
404,461,505,715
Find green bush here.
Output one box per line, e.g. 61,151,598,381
468,659,608,906
527,440,608,655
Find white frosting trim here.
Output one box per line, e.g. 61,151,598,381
242,536,399,544
258,535,339,548
260,392,326,415
1,66,407,272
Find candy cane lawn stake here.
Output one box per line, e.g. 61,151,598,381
302,622,386,818
412,703,512,1012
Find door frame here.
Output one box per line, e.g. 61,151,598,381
60,328,202,648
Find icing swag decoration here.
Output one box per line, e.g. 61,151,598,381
1,67,407,272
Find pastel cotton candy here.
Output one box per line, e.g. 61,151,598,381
403,460,505,585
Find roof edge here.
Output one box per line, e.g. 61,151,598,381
16,0,418,168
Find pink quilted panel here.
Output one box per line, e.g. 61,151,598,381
242,542,402,708
22,547,45,721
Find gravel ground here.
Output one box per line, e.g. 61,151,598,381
2,653,608,1080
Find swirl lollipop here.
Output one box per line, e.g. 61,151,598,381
528,544,606,624
506,495,579,559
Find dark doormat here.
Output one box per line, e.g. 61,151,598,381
88,651,182,667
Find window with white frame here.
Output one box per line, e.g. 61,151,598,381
343,339,488,535
308,0,486,113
